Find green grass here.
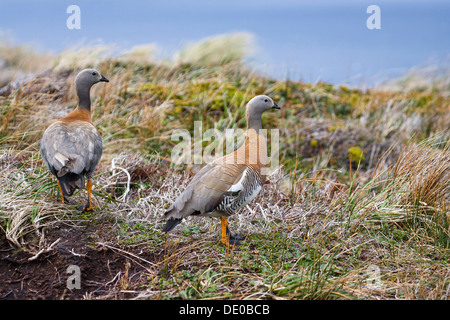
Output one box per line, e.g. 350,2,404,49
0,38,449,299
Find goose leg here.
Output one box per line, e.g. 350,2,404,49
220,217,244,247
56,180,65,204
83,180,94,211
56,179,77,206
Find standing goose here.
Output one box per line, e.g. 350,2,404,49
163,95,280,247
40,68,109,211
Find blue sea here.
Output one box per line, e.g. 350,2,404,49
1,0,449,87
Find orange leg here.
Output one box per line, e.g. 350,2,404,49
56,180,65,204
220,217,245,247
84,180,94,211
220,217,233,247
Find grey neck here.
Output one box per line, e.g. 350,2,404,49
76,83,92,111
247,111,263,131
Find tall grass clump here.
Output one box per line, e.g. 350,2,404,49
175,32,255,67
349,136,450,247
385,138,449,247
0,39,53,86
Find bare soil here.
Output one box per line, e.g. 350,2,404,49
0,221,159,300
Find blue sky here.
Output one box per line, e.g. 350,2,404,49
0,0,449,86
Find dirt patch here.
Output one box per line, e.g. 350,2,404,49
0,223,159,300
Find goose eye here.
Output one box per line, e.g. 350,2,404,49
92,72,97,76
264,98,268,102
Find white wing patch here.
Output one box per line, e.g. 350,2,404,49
227,168,247,193
54,152,69,166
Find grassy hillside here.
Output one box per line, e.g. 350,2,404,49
0,38,449,300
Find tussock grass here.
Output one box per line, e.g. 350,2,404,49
175,32,255,67
0,37,449,299
358,138,450,247
0,151,69,252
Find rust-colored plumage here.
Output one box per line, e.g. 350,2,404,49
40,69,108,210
163,95,280,246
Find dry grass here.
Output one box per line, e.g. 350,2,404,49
0,38,449,300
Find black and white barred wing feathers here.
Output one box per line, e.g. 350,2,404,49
163,163,263,231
